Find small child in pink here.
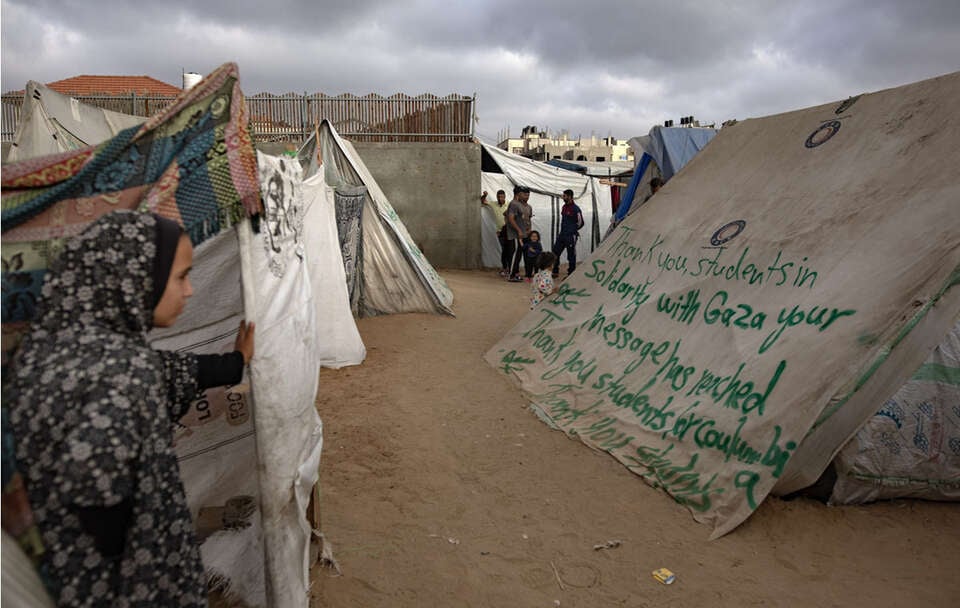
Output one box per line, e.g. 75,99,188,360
531,252,558,309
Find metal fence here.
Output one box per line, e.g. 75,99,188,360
1,92,476,144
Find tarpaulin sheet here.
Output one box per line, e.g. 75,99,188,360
301,171,366,368
243,152,323,607
830,322,960,504
485,71,960,538
6,81,146,163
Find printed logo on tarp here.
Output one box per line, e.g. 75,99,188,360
259,158,305,277
805,120,842,148
708,220,746,248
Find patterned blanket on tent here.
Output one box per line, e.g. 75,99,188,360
2,62,259,341
0,62,261,573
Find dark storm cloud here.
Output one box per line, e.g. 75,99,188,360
3,0,390,37
2,0,959,141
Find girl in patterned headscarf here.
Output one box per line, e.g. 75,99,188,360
6,210,254,607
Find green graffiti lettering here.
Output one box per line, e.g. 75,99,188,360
761,425,797,478
623,444,725,512
541,348,597,385
734,470,762,510
656,288,700,325
553,283,591,311
761,304,857,354
499,350,535,374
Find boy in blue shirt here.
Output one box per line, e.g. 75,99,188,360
551,189,584,277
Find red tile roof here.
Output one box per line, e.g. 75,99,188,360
40,75,183,96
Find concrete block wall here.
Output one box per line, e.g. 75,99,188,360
351,142,481,269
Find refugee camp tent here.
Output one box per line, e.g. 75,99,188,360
1,63,326,608
298,120,455,317
479,144,613,270
150,149,326,607
611,125,717,226
485,71,960,538
149,144,367,603
5,81,147,163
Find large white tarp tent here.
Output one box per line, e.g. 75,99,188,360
5,81,147,163
299,120,455,317
151,195,323,607
485,71,960,538
479,144,613,270
150,150,363,607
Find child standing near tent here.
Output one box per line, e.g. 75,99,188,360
531,252,558,309
523,230,543,281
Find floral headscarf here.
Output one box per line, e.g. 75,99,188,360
31,212,158,337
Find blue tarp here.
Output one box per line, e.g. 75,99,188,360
614,154,651,223
613,126,716,223
644,125,717,181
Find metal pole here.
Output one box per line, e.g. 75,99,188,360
301,91,308,143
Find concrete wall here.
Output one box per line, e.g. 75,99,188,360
351,142,481,269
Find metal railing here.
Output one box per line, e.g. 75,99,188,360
1,92,476,144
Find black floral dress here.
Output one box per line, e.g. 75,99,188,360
7,211,208,607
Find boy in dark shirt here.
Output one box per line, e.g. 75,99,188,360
523,230,543,280
551,189,584,277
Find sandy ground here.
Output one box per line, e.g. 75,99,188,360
309,269,960,608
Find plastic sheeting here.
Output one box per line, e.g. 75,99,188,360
242,151,324,607
627,125,717,182
485,71,960,538
301,171,367,368
482,144,607,200
614,126,718,224
150,228,267,606
150,152,330,608
611,154,655,226
829,322,960,504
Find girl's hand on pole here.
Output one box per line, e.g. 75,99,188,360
235,320,256,364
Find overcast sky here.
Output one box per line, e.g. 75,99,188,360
3,0,958,143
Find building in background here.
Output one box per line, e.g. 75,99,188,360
29,74,184,97
498,125,634,163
